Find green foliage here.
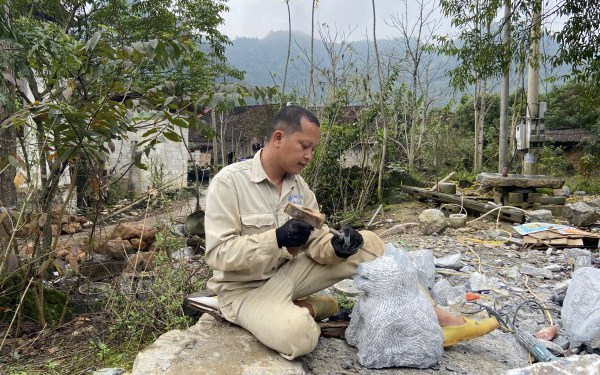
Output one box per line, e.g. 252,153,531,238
566,175,600,195
153,229,187,253
335,293,356,311
303,103,379,219
0,274,68,326
543,81,600,131
552,0,600,83
536,146,574,177
106,249,207,344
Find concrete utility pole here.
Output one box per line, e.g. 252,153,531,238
523,0,542,175
498,0,511,174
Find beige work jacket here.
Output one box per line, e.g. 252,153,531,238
204,150,340,298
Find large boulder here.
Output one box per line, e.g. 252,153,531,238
96,237,135,260
418,209,447,235
111,222,157,241
562,201,600,226
505,354,600,375
132,314,305,375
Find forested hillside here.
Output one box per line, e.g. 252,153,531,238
225,30,568,105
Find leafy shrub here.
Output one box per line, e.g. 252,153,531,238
105,230,209,353
566,175,600,195
537,146,574,177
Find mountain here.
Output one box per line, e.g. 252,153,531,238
224,31,569,106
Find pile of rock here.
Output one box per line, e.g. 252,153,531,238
94,222,158,265
50,212,89,235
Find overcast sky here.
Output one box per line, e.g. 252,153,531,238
220,0,565,42
220,0,452,42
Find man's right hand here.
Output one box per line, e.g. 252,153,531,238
276,219,314,248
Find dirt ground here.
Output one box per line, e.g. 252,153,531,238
2,194,599,374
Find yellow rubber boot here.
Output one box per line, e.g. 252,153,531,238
294,296,339,321
442,316,500,347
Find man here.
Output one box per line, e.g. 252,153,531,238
204,105,498,360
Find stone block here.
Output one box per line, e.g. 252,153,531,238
529,195,566,205
507,192,524,203
532,204,564,217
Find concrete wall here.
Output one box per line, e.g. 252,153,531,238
108,127,189,192
339,144,377,169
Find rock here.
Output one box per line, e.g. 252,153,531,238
111,222,157,241
460,265,476,273
587,198,600,209
469,272,501,291
562,201,600,226
333,279,363,297
554,186,570,197
379,223,419,237
61,222,82,234
517,319,540,334
93,369,125,375
543,264,562,272
552,335,570,350
552,280,570,293
132,314,305,375
96,238,135,260
184,210,205,236
418,209,447,235
170,246,194,260
432,278,465,306
129,237,151,251
505,354,600,375
168,223,187,237
562,267,600,348
519,264,553,279
499,266,519,280
573,191,587,196
575,255,593,270
525,209,553,223
564,248,592,263
434,253,463,270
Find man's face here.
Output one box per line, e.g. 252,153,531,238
276,118,321,175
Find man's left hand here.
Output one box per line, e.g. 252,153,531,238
331,227,363,258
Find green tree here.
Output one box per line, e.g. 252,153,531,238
552,0,600,83
543,80,600,132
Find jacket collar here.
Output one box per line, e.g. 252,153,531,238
250,149,297,186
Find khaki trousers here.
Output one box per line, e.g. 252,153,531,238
219,231,385,359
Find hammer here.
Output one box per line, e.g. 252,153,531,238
283,203,378,257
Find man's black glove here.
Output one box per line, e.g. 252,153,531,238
331,227,363,258
276,219,314,248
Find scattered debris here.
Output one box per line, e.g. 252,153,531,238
514,223,600,248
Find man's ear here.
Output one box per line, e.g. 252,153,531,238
272,130,284,144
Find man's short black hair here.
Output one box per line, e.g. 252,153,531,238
270,105,320,137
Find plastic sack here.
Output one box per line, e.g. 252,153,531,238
562,267,600,349
345,243,443,369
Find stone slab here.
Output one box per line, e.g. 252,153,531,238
132,315,305,375
476,173,565,189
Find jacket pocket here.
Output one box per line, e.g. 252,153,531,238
240,213,275,236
